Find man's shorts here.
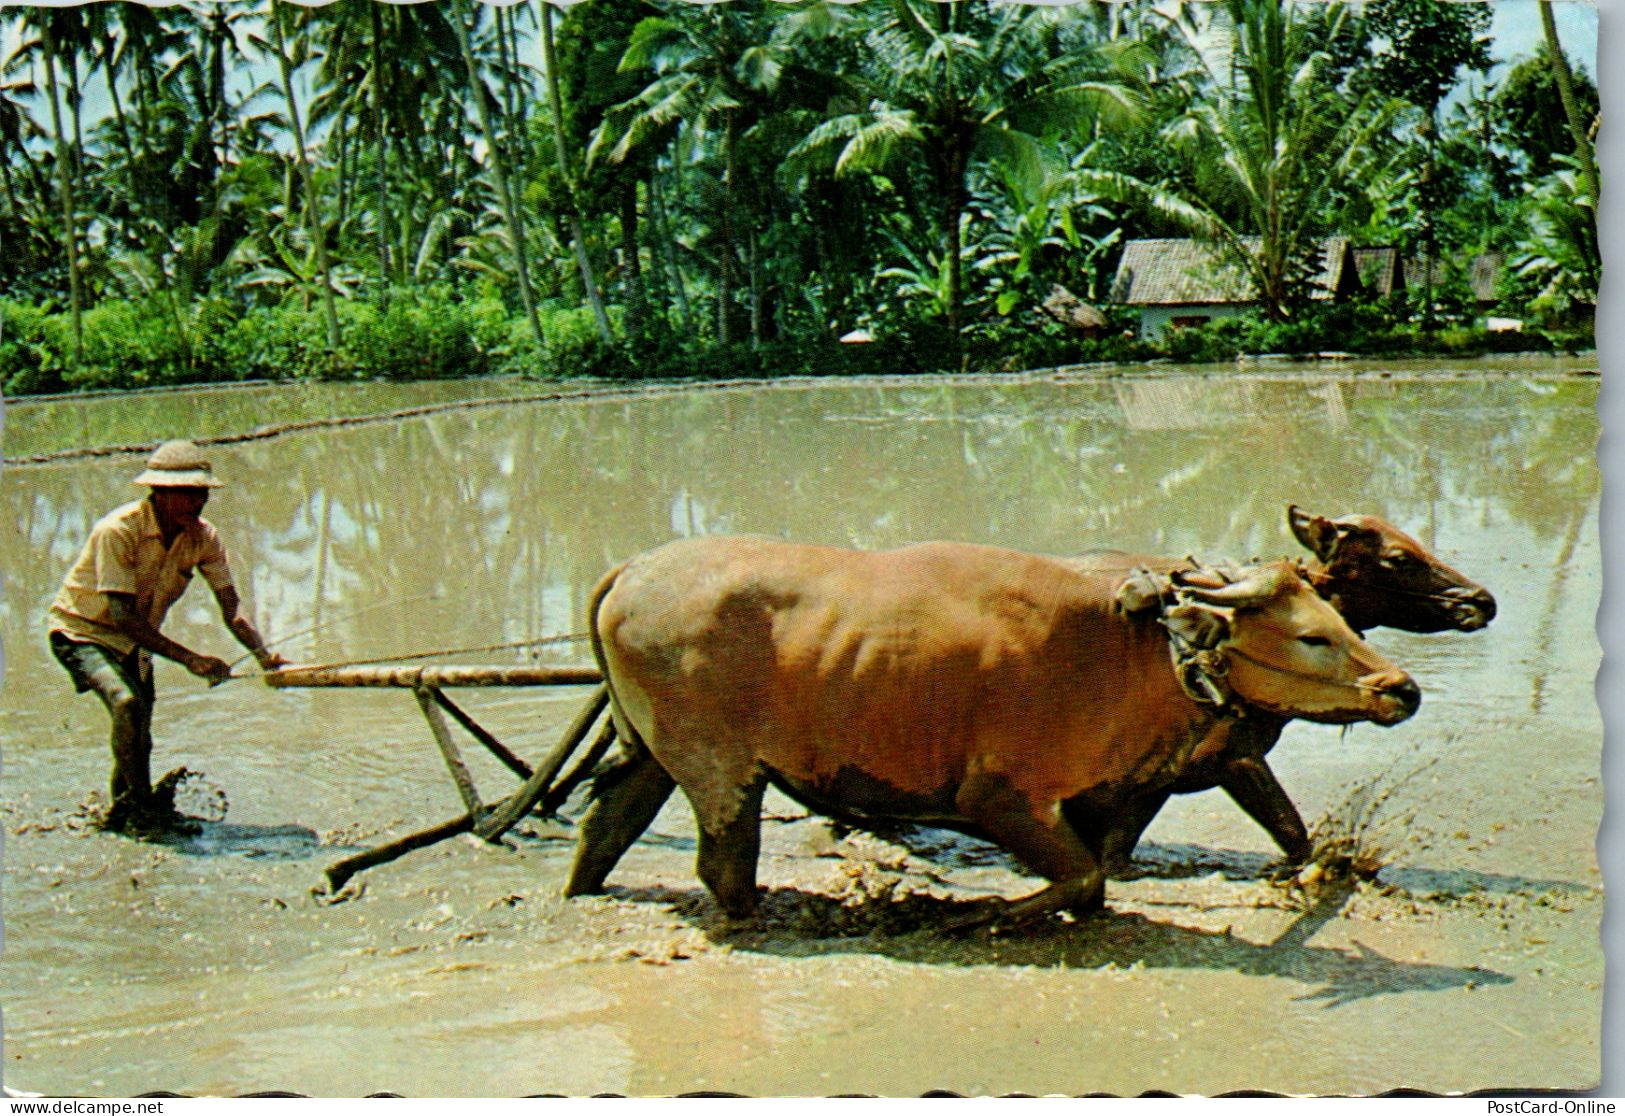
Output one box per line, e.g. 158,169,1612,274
49,632,154,707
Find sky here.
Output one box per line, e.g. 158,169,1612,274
1486,0,1598,69
0,0,1604,122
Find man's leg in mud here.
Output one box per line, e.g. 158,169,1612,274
75,647,157,824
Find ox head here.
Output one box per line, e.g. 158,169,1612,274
1288,505,1496,635
1163,561,1421,726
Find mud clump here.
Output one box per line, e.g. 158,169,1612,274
79,767,231,836
152,767,230,823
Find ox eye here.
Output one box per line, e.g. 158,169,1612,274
1298,635,1332,648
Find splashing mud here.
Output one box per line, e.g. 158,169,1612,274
1290,747,1445,890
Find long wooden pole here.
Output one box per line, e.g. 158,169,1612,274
430,688,535,780
266,664,601,689
540,717,618,816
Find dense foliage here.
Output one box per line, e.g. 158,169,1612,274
0,0,1599,395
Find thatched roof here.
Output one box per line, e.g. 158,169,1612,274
1111,238,1360,306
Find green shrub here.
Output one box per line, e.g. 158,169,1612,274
221,303,342,381
340,291,488,380
4,297,241,391
0,303,64,395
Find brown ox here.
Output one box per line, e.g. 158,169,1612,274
1076,505,1495,873
563,537,1419,925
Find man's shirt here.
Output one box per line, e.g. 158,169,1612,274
49,499,235,655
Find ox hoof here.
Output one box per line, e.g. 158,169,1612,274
708,907,759,934
938,902,1007,936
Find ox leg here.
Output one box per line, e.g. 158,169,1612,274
1219,756,1313,865
951,774,1104,930
563,752,677,898
692,775,767,920
1099,791,1169,879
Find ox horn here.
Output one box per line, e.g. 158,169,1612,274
1174,563,1291,607
1114,568,1168,615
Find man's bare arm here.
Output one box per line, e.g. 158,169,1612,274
106,593,230,681
214,585,287,670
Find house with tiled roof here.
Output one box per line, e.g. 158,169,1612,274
1354,246,1406,298
1110,237,1363,339
1400,251,1503,307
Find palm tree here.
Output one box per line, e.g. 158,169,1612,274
592,4,767,346
263,1,342,350
43,20,85,364
449,0,544,349
540,1,613,344
1538,0,1599,238
787,0,1141,342
1148,0,1397,319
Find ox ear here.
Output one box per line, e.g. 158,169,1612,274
1163,603,1231,650
1289,505,1380,564
1288,505,1340,562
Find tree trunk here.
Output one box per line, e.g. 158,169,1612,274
1421,113,1438,330
651,173,693,335
944,139,966,345
64,47,84,183
40,20,84,368
452,0,544,349
749,225,763,348
335,103,353,241
539,1,615,345
369,1,393,296
96,33,139,251
206,12,228,265
272,4,342,351
719,109,740,346
1539,0,1600,221
621,181,644,341
498,5,526,182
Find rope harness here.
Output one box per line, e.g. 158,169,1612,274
1117,564,1242,712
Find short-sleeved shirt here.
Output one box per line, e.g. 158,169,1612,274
49,499,235,655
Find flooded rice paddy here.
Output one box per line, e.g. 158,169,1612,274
0,361,1603,1095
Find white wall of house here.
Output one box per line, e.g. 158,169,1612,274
1137,303,1247,340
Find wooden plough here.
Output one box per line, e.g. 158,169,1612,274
264,663,609,892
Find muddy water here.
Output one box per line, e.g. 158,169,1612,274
0,363,1602,1095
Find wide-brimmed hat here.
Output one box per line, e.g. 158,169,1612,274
132,440,224,488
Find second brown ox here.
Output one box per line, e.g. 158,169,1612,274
565,537,1420,925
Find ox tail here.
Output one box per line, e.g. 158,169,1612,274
582,560,649,798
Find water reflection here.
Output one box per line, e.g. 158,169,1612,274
1,375,1600,868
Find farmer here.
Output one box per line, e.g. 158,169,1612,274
47,440,287,834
